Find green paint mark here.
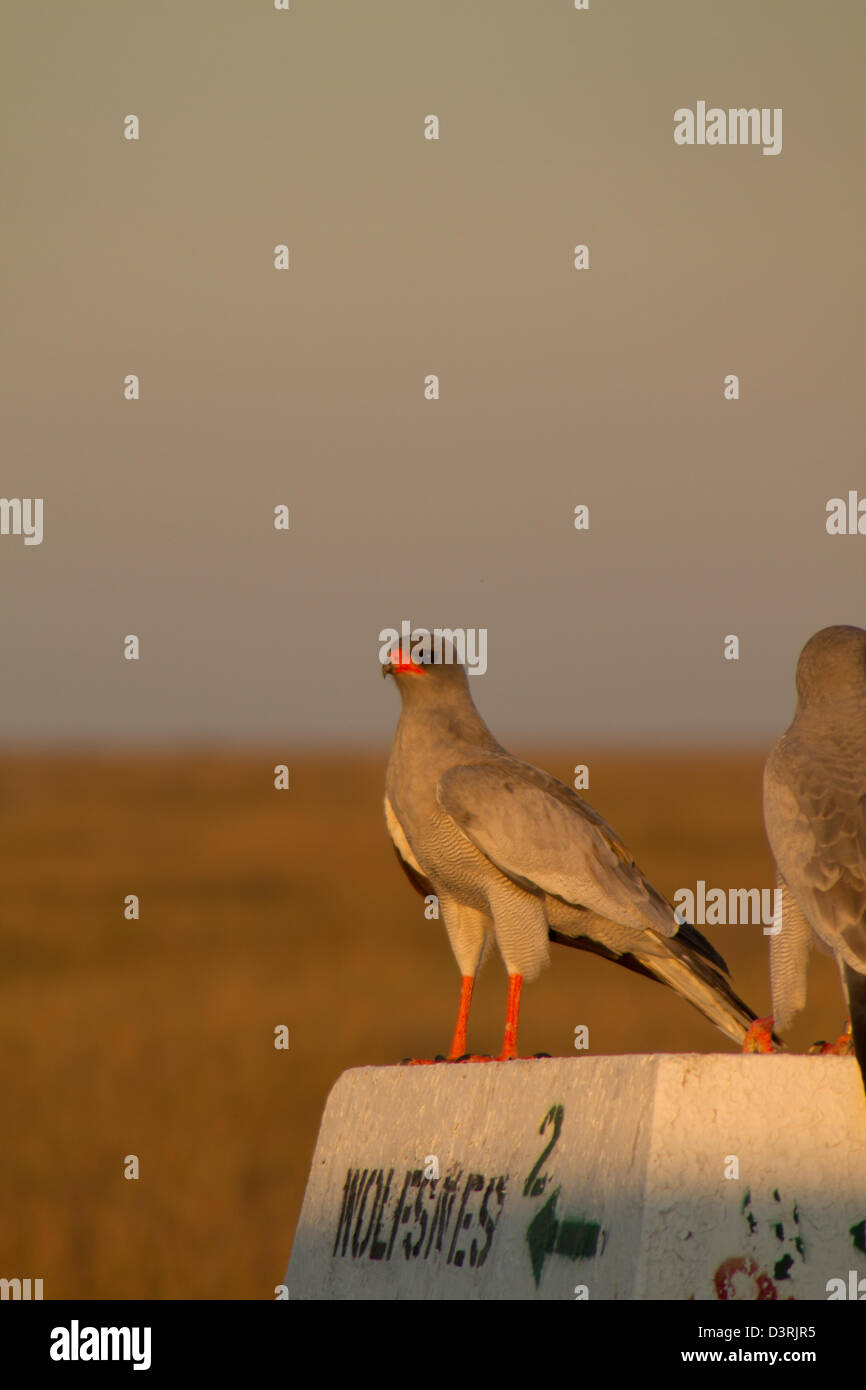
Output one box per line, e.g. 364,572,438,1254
850,1219,866,1254
773,1222,784,1242
773,1189,781,1203
556,1215,601,1261
794,1236,805,1258
741,1190,758,1233
774,1254,794,1281
527,1189,602,1287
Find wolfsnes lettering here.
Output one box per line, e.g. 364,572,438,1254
334,1166,506,1267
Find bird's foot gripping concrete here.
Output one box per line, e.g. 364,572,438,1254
809,1020,854,1056
400,1053,551,1065
452,1052,553,1063
742,1016,777,1054
399,1054,491,1065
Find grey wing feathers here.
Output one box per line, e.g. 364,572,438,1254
387,771,763,1045
437,759,679,938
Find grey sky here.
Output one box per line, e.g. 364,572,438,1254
3,1,864,745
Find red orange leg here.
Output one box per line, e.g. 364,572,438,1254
404,975,478,1064
447,975,475,1060
498,973,523,1060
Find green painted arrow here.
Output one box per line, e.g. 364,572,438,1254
527,1188,603,1287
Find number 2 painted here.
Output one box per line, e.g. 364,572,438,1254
523,1103,564,1197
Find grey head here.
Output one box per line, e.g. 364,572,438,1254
794,625,866,712
381,634,472,706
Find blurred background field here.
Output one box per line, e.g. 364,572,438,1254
2,0,861,1309
0,747,850,1299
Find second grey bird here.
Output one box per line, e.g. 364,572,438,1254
761,624,866,1093
382,640,762,1060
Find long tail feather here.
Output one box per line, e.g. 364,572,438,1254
550,924,779,1048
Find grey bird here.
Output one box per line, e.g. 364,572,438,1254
382,640,763,1061
760,624,866,1092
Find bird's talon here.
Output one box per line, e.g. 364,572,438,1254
813,1022,854,1056
742,1017,776,1054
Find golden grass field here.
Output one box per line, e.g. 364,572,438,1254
0,749,851,1299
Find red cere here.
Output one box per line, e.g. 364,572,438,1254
390,648,426,674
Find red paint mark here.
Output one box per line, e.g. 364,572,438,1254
714,1256,778,1300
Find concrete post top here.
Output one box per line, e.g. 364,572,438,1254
287,1055,866,1300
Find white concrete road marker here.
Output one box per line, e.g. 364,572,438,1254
286,1055,866,1300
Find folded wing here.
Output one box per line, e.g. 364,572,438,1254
437,758,679,939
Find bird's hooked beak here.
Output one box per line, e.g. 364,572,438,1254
382,647,425,678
